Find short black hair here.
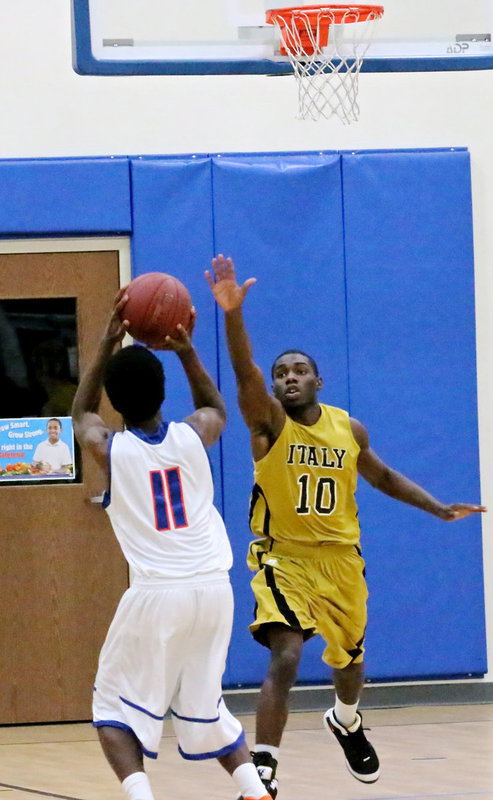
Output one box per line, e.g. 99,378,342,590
47,418,62,428
104,345,165,425
271,350,319,378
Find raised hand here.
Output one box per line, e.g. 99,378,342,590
205,254,256,312
159,307,197,354
439,503,487,521
103,286,130,344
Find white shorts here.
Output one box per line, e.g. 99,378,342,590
93,574,244,760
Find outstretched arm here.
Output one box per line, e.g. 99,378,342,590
160,312,226,448
352,417,486,521
205,254,285,459
71,288,129,470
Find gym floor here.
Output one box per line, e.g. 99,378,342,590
0,704,492,799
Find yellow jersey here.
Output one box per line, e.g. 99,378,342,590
250,404,361,545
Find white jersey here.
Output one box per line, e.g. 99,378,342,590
104,421,232,580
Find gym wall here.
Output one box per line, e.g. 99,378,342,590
0,147,485,686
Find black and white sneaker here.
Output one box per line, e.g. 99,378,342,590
323,709,380,783
237,751,279,800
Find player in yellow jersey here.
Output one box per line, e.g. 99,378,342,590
206,254,486,798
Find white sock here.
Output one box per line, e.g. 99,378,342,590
121,772,155,800
253,744,279,760
232,763,269,799
334,697,359,729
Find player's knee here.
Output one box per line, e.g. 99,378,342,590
269,646,301,685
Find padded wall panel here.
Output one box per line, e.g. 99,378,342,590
0,150,485,688
211,154,349,685
343,149,486,679
129,158,222,509
0,158,131,234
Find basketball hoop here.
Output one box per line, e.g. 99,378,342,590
265,4,384,123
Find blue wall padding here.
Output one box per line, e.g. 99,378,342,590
0,149,485,686
129,158,223,510
0,158,131,234
210,154,350,684
342,150,486,678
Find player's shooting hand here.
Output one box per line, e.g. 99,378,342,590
439,503,487,521
160,307,197,354
103,286,130,344
205,254,256,312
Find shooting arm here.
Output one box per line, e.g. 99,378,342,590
177,345,225,420
71,289,128,468
71,336,116,423
164,321,226,448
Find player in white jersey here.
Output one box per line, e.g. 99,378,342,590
72,288,272,800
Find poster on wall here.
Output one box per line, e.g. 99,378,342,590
0,417,75,481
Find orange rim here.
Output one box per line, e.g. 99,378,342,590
266,4,384,25
266,5,384,55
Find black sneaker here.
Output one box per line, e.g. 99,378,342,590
323,709,380,783
237,751,279,800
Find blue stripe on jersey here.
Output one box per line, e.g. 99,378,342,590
103,431,116,508
178,729,245,761
149,470,170,531
128,421,169,444
119,695,165,720
166,467,188,528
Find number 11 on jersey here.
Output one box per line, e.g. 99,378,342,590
150,467,189,531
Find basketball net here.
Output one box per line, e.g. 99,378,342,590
266,5,384,124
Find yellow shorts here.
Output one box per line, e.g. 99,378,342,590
247,538,368,670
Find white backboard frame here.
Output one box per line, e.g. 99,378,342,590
72,0,493,75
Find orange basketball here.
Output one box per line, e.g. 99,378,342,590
121,272,192,347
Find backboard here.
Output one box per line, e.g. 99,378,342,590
72,0,493,75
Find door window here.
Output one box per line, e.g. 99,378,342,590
0,298,80,483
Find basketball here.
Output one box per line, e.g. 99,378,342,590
121,272,192,347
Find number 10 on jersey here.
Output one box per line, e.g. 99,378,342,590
296,474,336,515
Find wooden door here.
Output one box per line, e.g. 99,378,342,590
0,251,129,724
